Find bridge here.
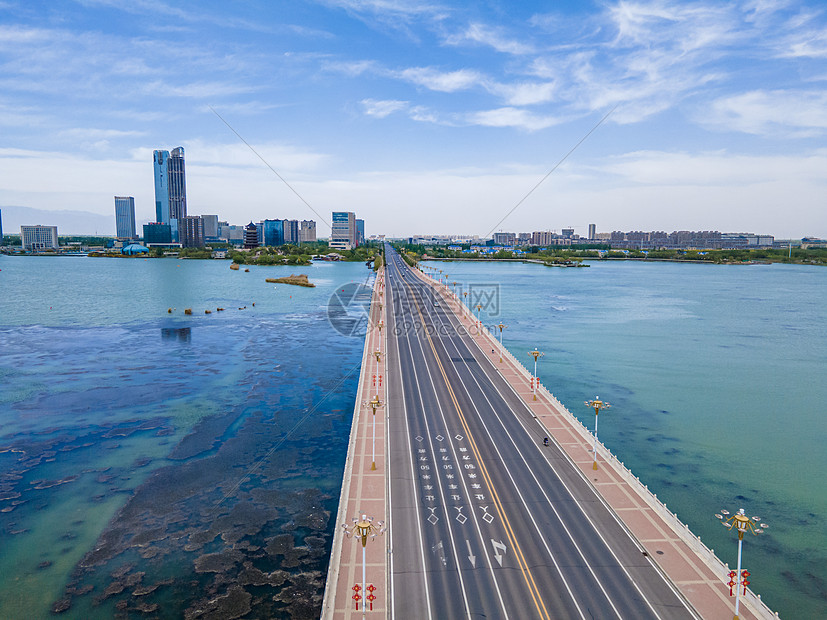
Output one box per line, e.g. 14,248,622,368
323,244,777,619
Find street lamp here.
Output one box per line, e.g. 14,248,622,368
377,320,384,333
527,348,544,400
374,349,382,363
367,395,384,471
497,323,507,363
715,508,768,620
343,514,386,618
584,397,611,470
475,303,482,329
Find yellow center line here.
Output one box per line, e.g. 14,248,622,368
401,275,551,620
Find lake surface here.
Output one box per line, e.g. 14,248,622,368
1,255,824,618
0,256,373,618
423,258,827,619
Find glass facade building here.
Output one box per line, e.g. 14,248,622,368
330,211,356,250
143,223,172,244
153,147,187,241
263,219,284,247
114,196,136,239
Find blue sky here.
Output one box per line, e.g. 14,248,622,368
1,0,826,238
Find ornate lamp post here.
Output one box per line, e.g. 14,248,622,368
367,395,384,471
496,322,507,363
584,397,611,470
377,320,383,333
343,514,386,618
527,348,544,400
715,508,768,620
374,349,382,363
475,303,482,328
463,290,468,312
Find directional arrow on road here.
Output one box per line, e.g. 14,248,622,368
490,539,507,566
466,540,476,567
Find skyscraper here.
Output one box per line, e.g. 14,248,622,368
283,219,299,244
588,224,596,240
201,215,219,240
153,147,187,240
355,219,365,246
114,196,136,239
330,211,356,250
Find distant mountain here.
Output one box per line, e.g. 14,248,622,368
1,205,115,236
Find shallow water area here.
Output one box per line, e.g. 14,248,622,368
424,258,827,619
0,256,373,618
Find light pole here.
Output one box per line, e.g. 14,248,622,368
497,322,507,363
343,514,386,618
584,397,611,470
374,349,382,363
463,290,468,312
475,303,482,329
715,508,768,620
367,395,384,471
527,348,544,400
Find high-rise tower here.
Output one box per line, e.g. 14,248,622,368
153,147,187,240
114,196,136,239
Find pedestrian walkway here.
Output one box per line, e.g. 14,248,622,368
417,266,778,620
322,268,388,620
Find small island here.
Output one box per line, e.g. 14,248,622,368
265,274,315,287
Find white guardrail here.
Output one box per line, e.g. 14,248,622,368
418,266,778,620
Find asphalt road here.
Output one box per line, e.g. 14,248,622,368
383,244,699,620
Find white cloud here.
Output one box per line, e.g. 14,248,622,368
703,89,827,135
361,99,409,118
398,66,483,92
445,22,535,55
466,107,560,131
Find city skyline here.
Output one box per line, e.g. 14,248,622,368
1,1,826,238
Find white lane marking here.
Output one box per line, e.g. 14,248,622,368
415,286,588,620
394,272,474,620
466,539,477,567
398,275,511,617
490,539,507,566
387,257,433,620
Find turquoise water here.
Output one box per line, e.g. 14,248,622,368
424,259,827,619
0,256,372,618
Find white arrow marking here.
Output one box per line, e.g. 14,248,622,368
490,539,507,566
466,540,476,567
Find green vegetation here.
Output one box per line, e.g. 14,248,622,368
392,242,827,267
373,251,383,272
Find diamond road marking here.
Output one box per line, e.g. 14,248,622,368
483,513,494,524
456,514,467,524
415,436,423,442
435,434,444,442
428,514,439,525
455,434,463,441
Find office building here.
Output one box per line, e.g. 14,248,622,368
21,225,59,251
263,219,284,247
179,215,204,248
143,222,172,244
330,211,356,250
300,220,316,243
561,228,574,239
153,147,187,240
114,196,136,239
355,219,365,245
588,224,596,240
283,219,299,244
493,232,516,246
201,215,219,240
244,222,259,248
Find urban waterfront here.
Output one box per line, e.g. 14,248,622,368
0,256,372,618
423,258,827,619
1,255,824,618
